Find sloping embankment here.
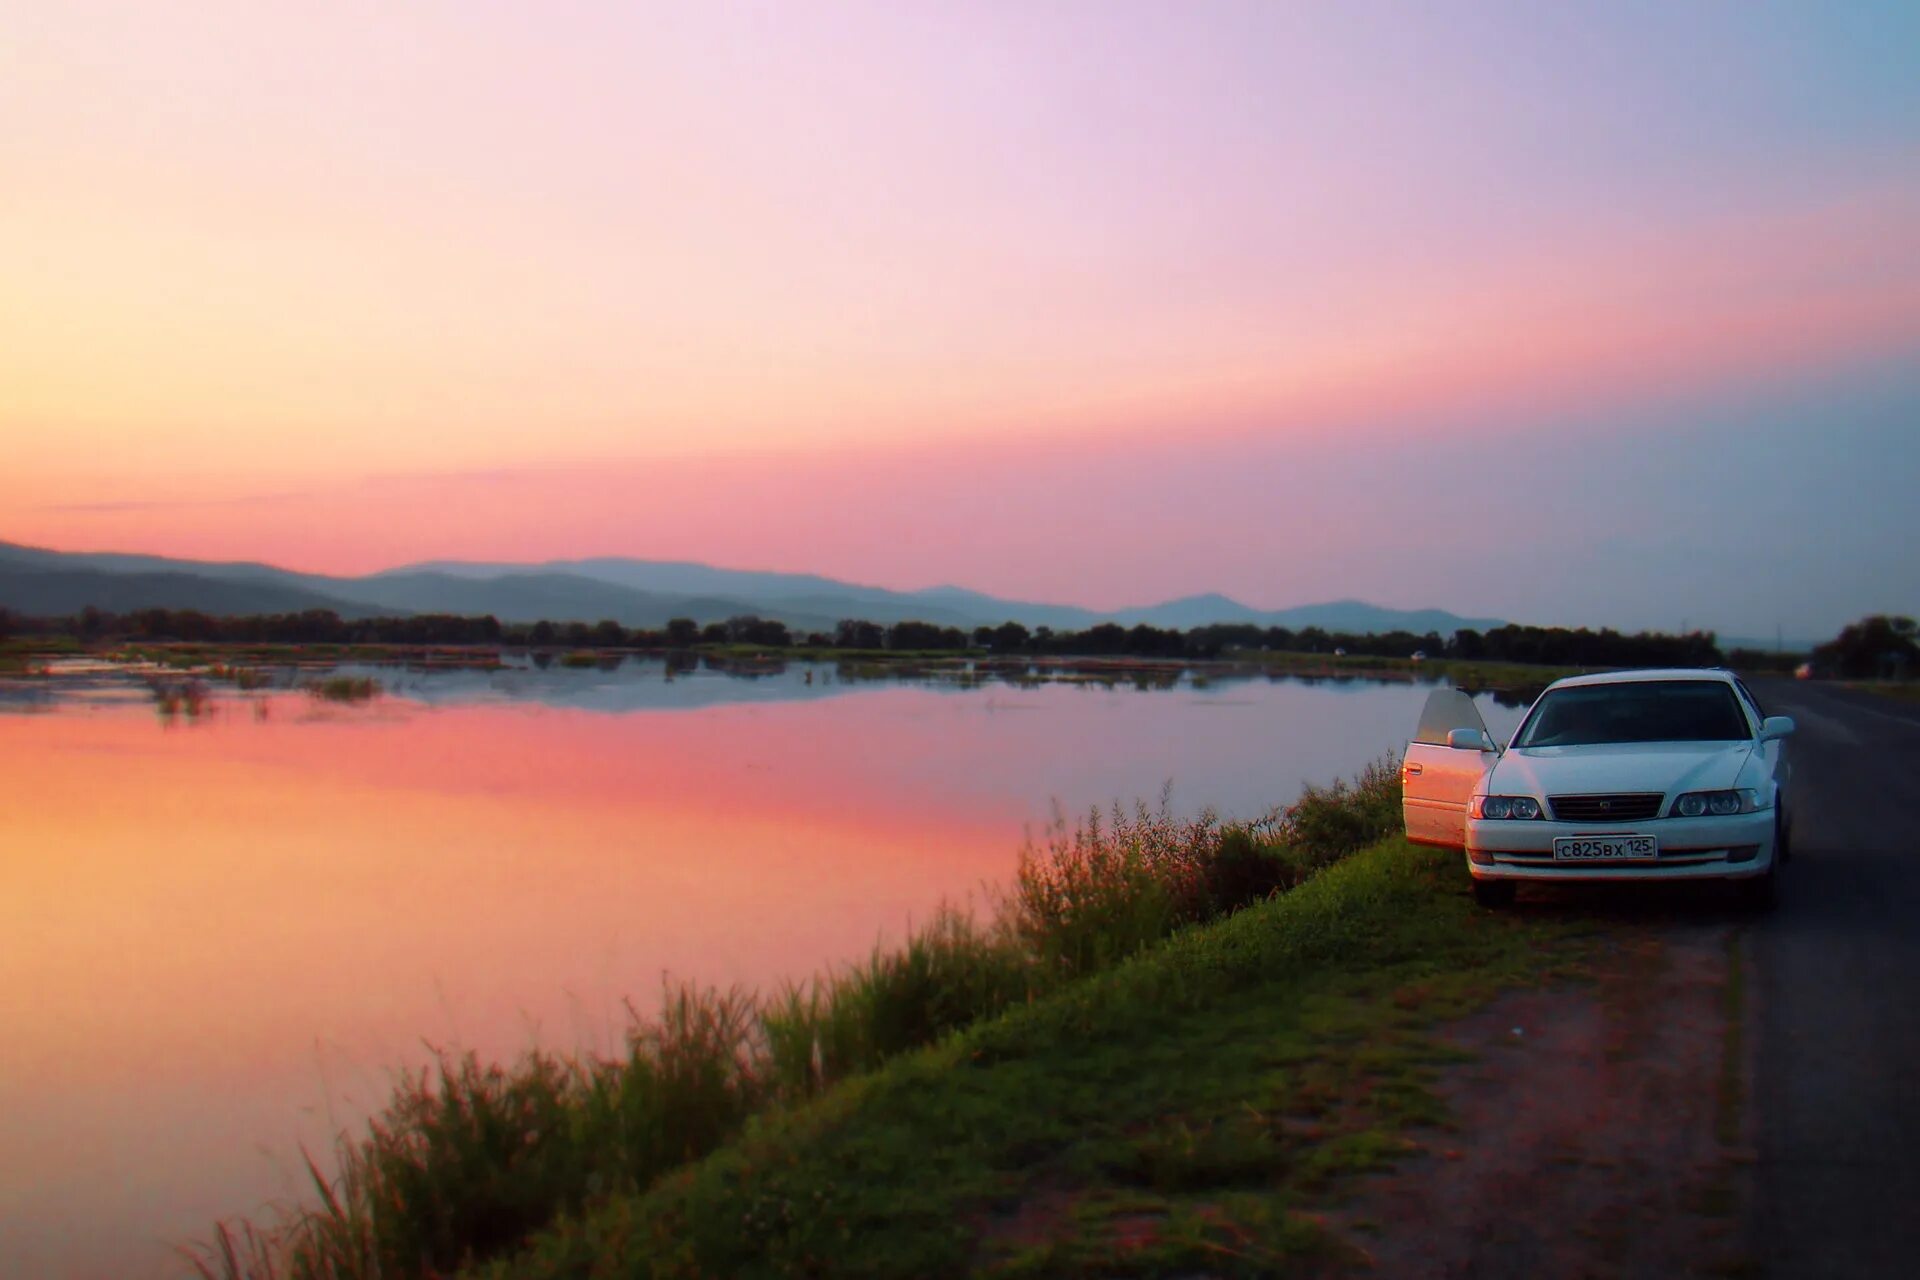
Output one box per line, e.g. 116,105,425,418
479,839,1591,1278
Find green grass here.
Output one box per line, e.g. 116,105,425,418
185,780,1595,1280
477,838,1588,1278
189,767,1421,1278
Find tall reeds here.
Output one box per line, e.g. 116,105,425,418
188,759,1403,1279
151,677,213,719
304,676,381,702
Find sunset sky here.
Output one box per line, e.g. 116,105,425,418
3,2,1917,636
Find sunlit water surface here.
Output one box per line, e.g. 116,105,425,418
0,658,1521,1277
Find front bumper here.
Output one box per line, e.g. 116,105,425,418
1466,809,1774,881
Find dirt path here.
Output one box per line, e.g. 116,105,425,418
1332,920,1755,1278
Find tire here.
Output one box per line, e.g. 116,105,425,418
1473,879,1516,908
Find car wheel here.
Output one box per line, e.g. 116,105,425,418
1473,879,1516,908
1738,864,1778,912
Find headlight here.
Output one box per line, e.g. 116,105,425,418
1670,789,1764,817
1472,795,1542,820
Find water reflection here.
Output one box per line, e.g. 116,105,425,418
3,654,1544,718
0,662,1521,1277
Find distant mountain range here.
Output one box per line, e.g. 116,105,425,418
0,539,1507,637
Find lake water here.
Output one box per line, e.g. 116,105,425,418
0,657,1523,1277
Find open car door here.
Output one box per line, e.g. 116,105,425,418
1403,688,1497,849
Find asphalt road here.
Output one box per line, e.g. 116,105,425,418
1746,680,1920,1278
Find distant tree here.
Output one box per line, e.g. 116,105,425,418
988,621,1031,652
1812,615,1920,679
725,615,791,647
887,620,966,650
1184,623,1263,658
1081,623,1127,655
834,619,886,650
591,618,627,647
0,606,13,641
700,622,729,644
664,617,700,648
563,622,593,648
1726,648,1803,676
529,620,556,646
1125,623,1183,657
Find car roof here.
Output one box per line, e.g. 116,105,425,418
1544,667,1739,692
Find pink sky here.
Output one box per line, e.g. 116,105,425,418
3,3,1917,632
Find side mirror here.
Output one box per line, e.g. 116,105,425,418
1447,728,1498,752
1760,715,1796,741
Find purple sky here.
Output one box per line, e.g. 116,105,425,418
3,2,1917,637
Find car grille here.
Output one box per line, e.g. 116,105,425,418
1548,793,1665,823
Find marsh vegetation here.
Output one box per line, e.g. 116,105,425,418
186,764,1405,1279
303,675,382,702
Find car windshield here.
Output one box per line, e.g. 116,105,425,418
1513,680,1752,748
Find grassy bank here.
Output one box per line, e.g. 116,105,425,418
191,767,1420,1278
481,836,1586,1278
189,770,1596,1279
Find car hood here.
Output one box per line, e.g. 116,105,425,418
1490,741,1754,798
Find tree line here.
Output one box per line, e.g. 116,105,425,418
1,603,1733,668
11,602,1914,680
1808,615,1918,679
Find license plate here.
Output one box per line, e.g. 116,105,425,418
1553,834,1658,861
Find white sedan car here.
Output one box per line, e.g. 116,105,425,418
1402,669,1794,907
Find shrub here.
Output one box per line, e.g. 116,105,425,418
1200,823,1304,915
1272,755,1403,869
1003,793,1220,980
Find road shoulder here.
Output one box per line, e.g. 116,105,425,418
1330,918,1756,1279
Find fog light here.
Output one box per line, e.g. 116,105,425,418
1468,847,1494,866
1726,845,1759,864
